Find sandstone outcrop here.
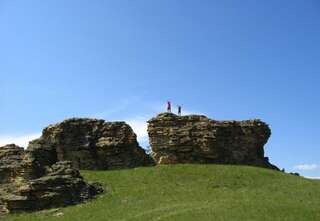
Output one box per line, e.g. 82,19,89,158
148,113,278,169
0,144,103,214
27,118,153,170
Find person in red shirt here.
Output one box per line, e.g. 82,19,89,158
167,101,172,113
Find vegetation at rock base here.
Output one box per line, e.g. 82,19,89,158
6,164,320,221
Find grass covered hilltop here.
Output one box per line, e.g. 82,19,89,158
6,164,320,221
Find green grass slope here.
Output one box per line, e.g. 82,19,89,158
6,165,320,221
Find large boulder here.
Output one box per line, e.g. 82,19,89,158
148,113,278,170
28,118,153,170
0,144,103,214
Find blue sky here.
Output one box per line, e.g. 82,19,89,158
1,0,319,177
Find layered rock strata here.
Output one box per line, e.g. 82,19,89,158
0,144,103,214
148,113,278,169
28,118,153,170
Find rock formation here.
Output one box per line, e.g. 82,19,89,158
148,113,278,170
0,144,103,214
27,118,153,170
0,113,280,214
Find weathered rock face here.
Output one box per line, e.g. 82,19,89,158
28,118,153,170
148,113,278,170
0,144,103,214
0,117,153,214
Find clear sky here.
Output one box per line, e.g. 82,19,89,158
1,0,319,177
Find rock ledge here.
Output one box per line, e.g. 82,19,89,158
148,113,278,169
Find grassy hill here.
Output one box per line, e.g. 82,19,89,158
6,164,320,221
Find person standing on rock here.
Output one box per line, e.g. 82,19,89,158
167,101,172,113
178,105,182,116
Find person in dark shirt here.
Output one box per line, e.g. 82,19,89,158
178,105,182,116
167,101,172,113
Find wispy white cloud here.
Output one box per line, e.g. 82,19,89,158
293,164,319,171
0,133,41,148
126,117,149,144
305,176,320,180
93,96,141,119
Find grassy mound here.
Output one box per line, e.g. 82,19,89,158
6,165,320,221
